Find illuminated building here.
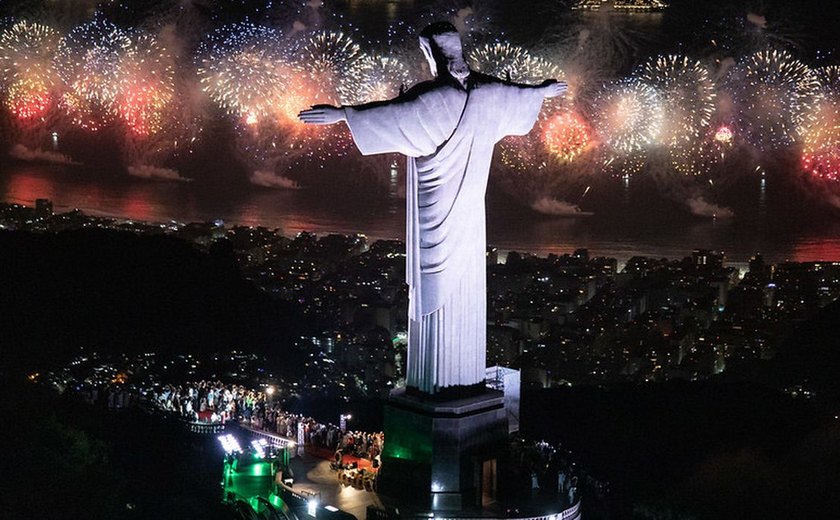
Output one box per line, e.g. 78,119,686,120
692,249,725,270
572,0,668,10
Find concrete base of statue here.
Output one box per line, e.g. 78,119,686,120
377,386,509,511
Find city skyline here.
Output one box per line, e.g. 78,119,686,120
4,196,840,518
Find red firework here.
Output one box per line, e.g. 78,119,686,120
542,109,591,162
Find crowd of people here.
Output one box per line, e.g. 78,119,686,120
76,385,139,410
152,381,241,424
149,380,385,462
63,377,591,506
518,439,580,506
60,377,591,504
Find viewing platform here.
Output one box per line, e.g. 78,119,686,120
225,424,582,520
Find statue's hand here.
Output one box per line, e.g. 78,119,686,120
541,79,568,98
298,105,346,125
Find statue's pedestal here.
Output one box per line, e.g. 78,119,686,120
378,387,508,511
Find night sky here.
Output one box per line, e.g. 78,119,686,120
4,1,840,258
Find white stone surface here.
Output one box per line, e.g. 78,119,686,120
301,24,565,394
345,75,545,394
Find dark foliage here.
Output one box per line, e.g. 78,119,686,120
0,229,303,373
0,379,230,520
522,380,840,519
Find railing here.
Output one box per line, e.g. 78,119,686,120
235,424,582,520
185,421,226,434
238,423,297,448
277,482,319,501
559,499,582,520
428,499,581,520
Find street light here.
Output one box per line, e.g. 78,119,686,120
339,414,352,432
266,385,276,407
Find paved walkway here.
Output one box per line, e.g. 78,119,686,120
288,451,383,520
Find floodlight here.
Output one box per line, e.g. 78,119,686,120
251,439,266,458
219,434,242,454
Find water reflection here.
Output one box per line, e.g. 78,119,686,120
758,167,767,222
3,170,58,204
3,164,840,263
621,174,631,207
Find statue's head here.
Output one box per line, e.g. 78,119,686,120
419,22,470,85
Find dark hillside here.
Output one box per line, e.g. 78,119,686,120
0,229,303,372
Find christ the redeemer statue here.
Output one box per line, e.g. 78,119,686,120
300,22,566,395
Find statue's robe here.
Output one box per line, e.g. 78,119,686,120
345,73,546,394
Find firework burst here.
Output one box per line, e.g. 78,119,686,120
0,20,62,121
714,124,734,145
542,108,591,162
116,33,175,136
198,23,292,125
294,30,367,105
802,128,840,182
801,66,840,182
639,55,716,146
814,65,840,93
273,73,313,125
601,151,647,177
347,55,413,105
468,42,562,84
55,18,133,130
668,139,720,177
709,123,735,161
499,133,546,176
730,49,821,150
591,79,662,155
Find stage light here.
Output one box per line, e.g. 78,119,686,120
218,434,242,454
251,439,266,458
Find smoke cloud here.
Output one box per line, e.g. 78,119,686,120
746,13,768,30
686,197,734,218
9,144,80,165
531,197,593,217
249,170,300,189
127,164,192,182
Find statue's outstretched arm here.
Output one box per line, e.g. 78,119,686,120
540,79,568,98
506,78,568,98
298,104,346,125
494,79,567,139
298,81,441,126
